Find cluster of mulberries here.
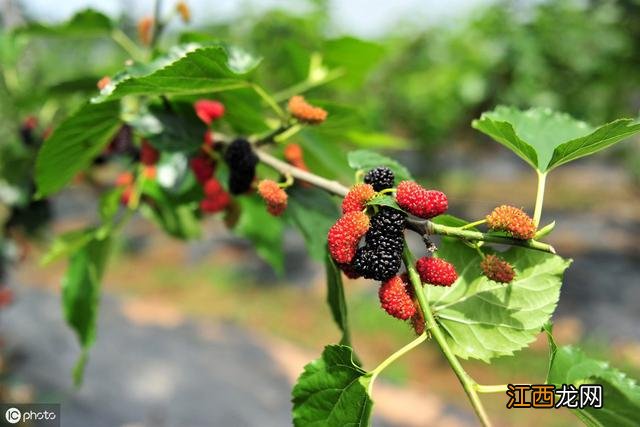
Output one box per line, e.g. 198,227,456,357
224,138,258,195
486,205,536,240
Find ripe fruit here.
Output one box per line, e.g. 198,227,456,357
342,183,375,214
257,179,288,216
327,211,370,264
396,181,448,219
288,95,327,124
480,254,515,283
352,207,406,281
364,167,395,192
194,100,225,124
379,276,416,320
224,138,258,195
190,155,215,184
486,205,536,240
416,257,457,287
203,178,223,197
140,140,159,166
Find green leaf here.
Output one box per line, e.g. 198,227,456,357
35,101,122,196
325,254,351,346
323,37,385,89
546,328,640,426
472,106,640,172
292,345,373,427
62,235,112,384
426,240,571,362
284,186,340,261
99,189,122,224
366,194,403,211
235,195,284,275
40,228,96,266
15,9,113,37
347,150,412,182
93,46,256,102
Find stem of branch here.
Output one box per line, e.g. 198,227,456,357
406,219,555,254
533,170,547,227
403,248,492,427
475,384,508,393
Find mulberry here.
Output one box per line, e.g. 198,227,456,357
257,179,288,216
194,100,225,125
327,211,370,264
480,254,515,283
364,167,395,192
416,257,457,287
486,205,536,240
190,155,215,184
342,183,375,214
396,181,448,219
288,96,327,124
140,140,159,166
379,276,416,320
224,138,258,195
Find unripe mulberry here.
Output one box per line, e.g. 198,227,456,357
190,156,215,184
480,254,515,283
140,140,159,166
203,178,223,197
176,0,191,23
97,76,111,90
137,16,154,46
486,205,536,240
284,143,304,165
143,165,156,179
258,179,288,216
194,100,225,124
364,167,395,192
327,211,370,264
200,192,230,213
224,138,258,195
379,276,416,320
115,171,134,187
396,181,448,219
288,95,327,124
342,183,375,214
416,257,457,287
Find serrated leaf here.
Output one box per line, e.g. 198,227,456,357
472,106,640,172
325,254,351,346
366,194,403,211
347,150,412,182
292,345,372,427
93,46,256,102
62,235,112,384
15,9,113,37
546,328,640,426
235,195,284,275
35,101,122,196
426,240,571,362
284,186,340,261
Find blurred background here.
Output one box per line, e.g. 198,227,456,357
1,0,639,426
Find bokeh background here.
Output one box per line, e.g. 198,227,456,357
1,0,639,426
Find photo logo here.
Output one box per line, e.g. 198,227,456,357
5,407,21,424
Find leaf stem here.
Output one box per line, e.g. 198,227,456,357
111,29,147,62
460,219,486,230
403,248,493,427
369,333,427,388
475,384,508,393
272,68,345,103
251,83,287,120
533,170,547,227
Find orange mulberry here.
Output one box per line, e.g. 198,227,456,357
257,179,288,216
288,96,327,124
486,205,536,240
342,183,375,214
